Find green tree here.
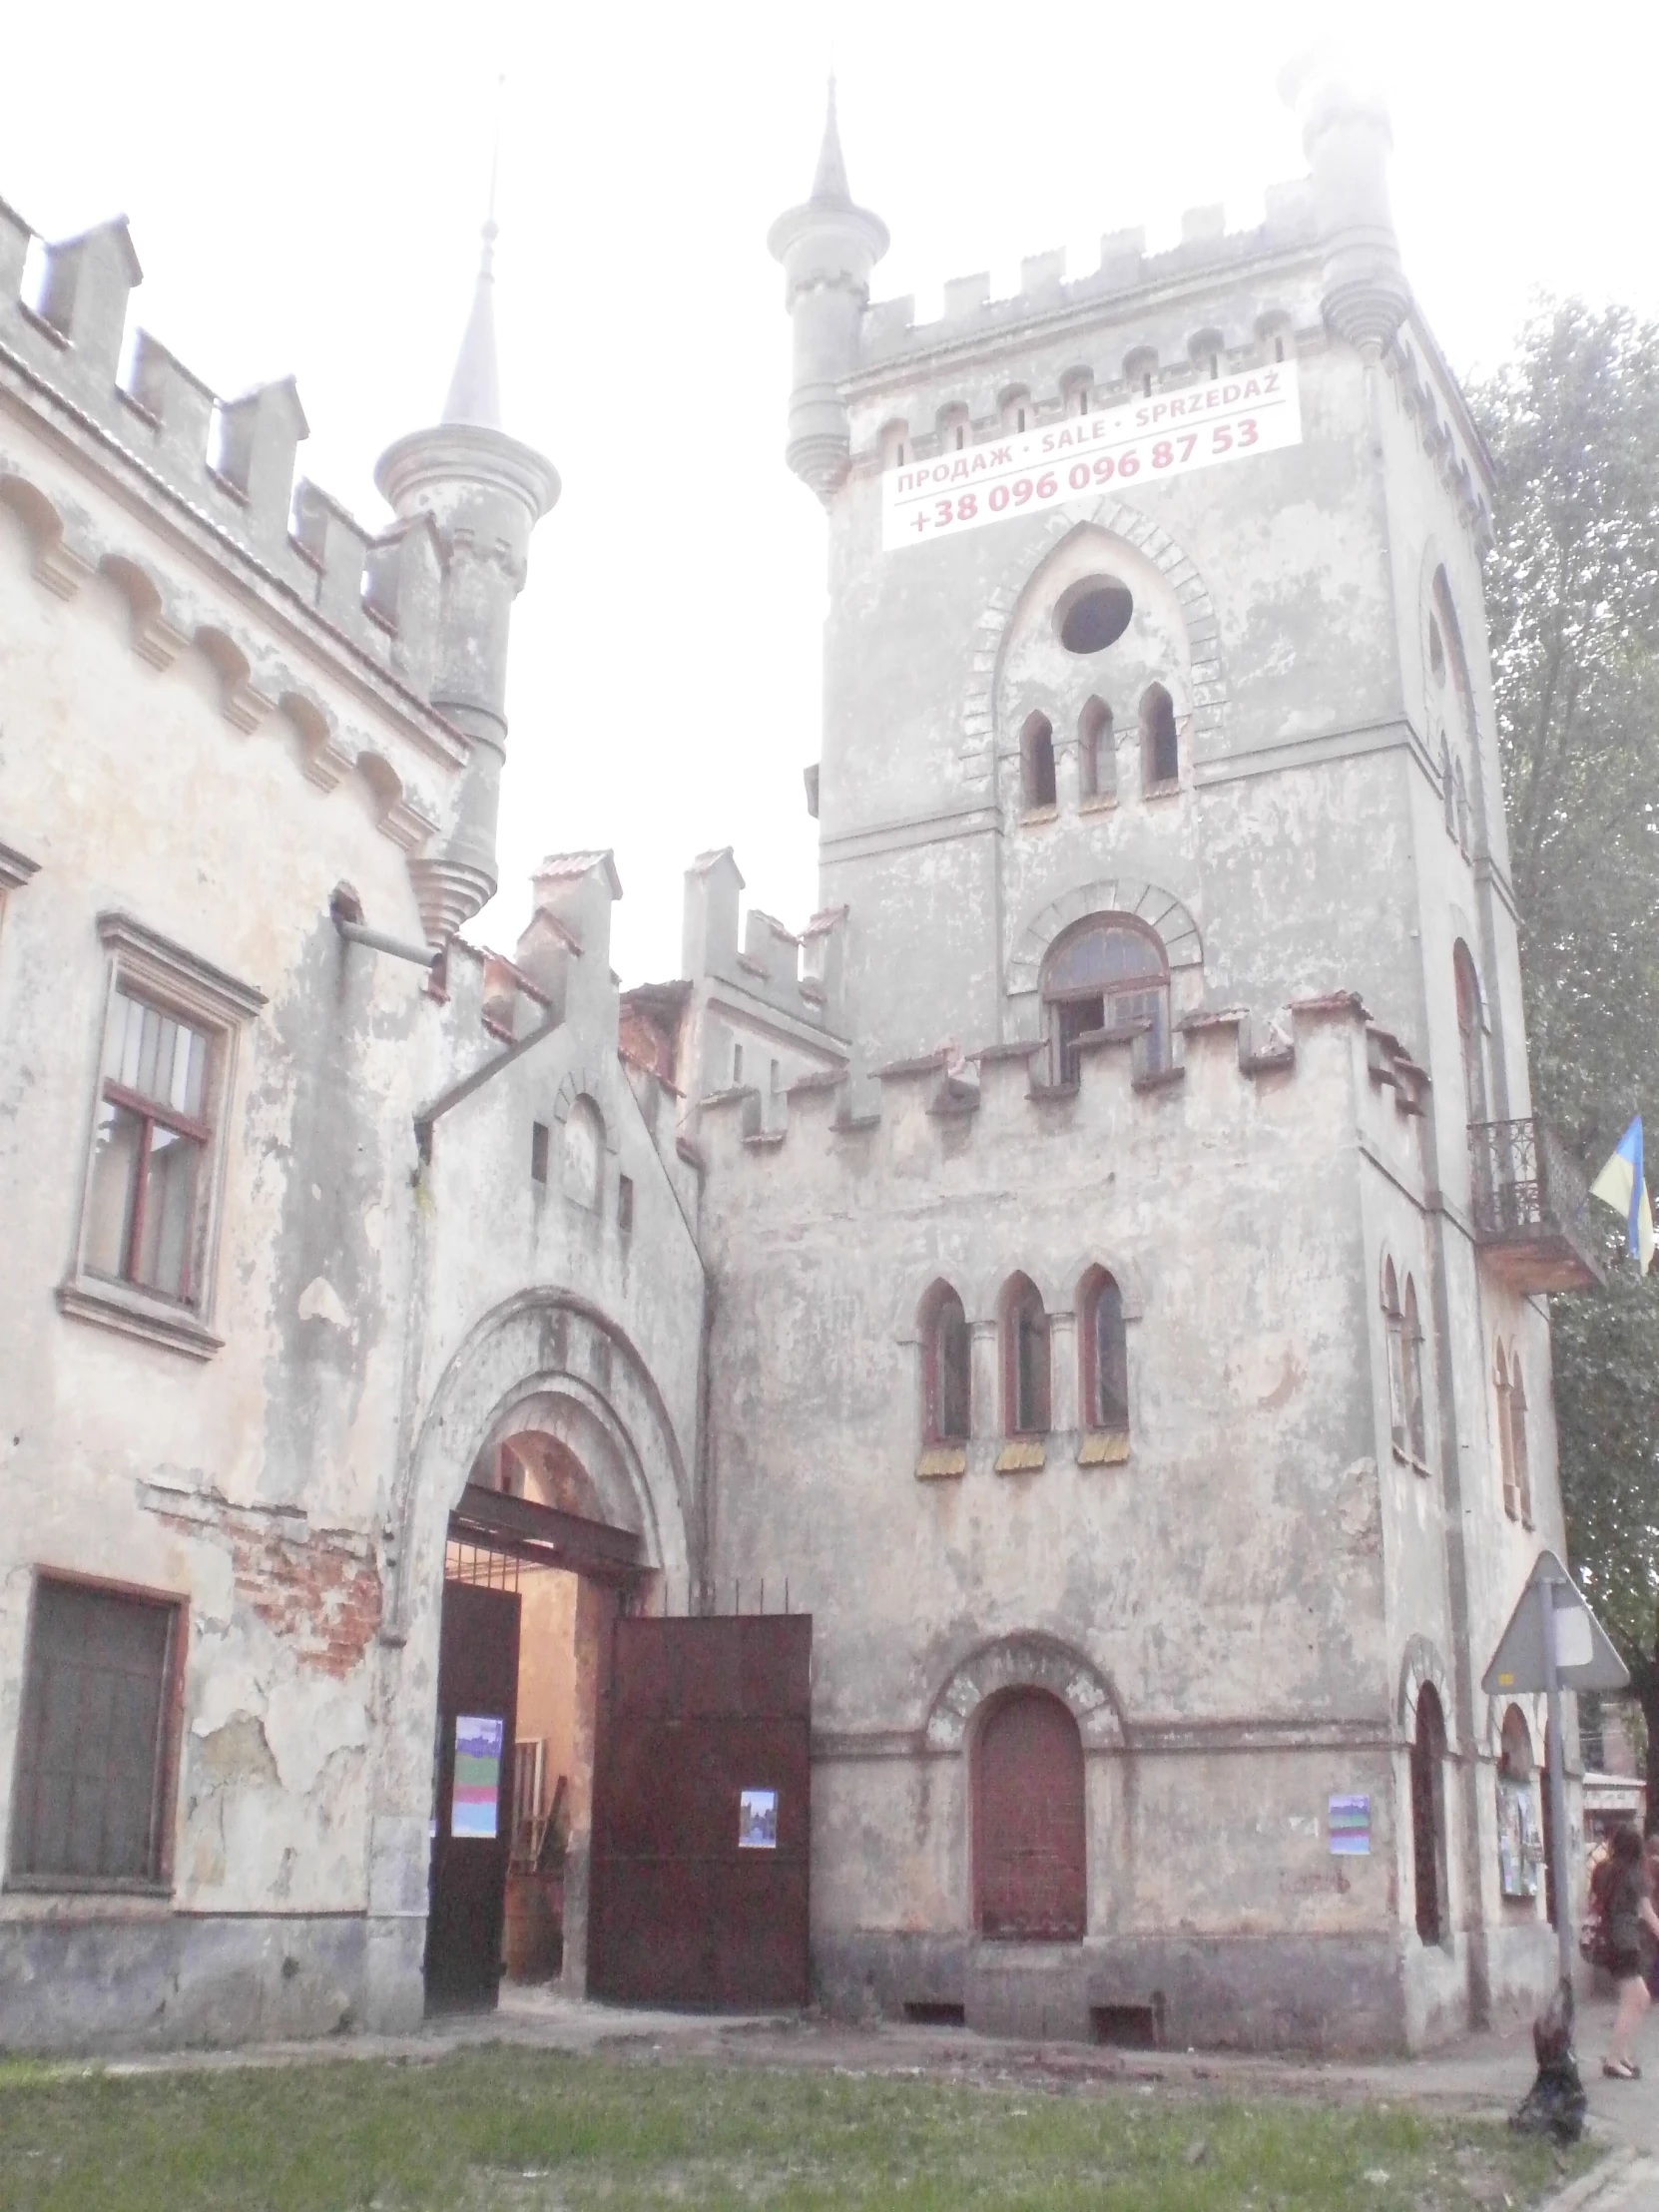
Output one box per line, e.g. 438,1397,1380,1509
1472,301,1659,1818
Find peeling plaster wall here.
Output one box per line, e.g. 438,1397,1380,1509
0,374,697,2048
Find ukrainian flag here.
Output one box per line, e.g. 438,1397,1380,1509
1590,1116,1656,1272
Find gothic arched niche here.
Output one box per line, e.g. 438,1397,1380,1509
994,523,1194,797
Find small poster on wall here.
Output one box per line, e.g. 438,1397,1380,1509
1329,1795,1371,1855
1497,1779,1540,1899
739,1788,779,1850
452,1715,505,1840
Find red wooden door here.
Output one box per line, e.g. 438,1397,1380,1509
973,1689,1086,1940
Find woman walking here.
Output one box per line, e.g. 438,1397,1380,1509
1600,1826,1659,2079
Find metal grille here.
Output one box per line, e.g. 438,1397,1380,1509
11,1579,177,1887
444,1539,520,1590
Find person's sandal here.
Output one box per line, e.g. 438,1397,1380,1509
1603,2057,1641,2079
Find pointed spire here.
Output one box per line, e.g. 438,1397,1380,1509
441,79,505,429
811,76,851,208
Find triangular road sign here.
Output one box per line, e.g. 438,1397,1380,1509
1482,1551,1631,1697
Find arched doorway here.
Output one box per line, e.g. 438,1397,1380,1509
1410,1683,1449,1945
426,1424,645,2011
973,1689,1086,1940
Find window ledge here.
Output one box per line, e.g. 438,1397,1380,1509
995,1437,1047,1474
915,1443,967,1481
1078,1429,1130,1467
1143,780,1182,801
1390,1442,1433,1478
4,1874,173,1900
57,1278,223,1362
1078,796,1117,815
1019,805,1059,827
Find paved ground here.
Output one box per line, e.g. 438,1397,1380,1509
98,1981,1659,2207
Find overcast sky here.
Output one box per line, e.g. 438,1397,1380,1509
8,1,1657,981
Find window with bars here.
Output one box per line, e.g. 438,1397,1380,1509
8,1576,182,1890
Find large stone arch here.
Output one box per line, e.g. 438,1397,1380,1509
924,1632,1127,1752
383,1287,695,1646
1006,876,1203,999
960,502,1227,765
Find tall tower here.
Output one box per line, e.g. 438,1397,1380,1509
375,217,559,943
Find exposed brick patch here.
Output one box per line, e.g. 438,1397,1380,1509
139,1484,380,1675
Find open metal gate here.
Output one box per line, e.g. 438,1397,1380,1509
587,1613,812,2009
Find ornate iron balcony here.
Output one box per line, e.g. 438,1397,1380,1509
1468,1118,1606,1294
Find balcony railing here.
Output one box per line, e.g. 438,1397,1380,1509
1468,1117,1606,1293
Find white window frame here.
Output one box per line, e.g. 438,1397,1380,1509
57,912,265,1361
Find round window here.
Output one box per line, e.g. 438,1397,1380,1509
1056,578,1133,655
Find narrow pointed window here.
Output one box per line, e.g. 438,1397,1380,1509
1509,1353,1531,1526
1382,1261,1405,1453
1021,712,1056,811
1494,1341,1517,1517
1140,683,1179,791
1454,760,1470,856
1402,1277,1427,1464
1078,699,1114,803
923,1284,971,1445
1002,1275,1050,1436
1454,943,1487,1130
1080,1268,1129,1437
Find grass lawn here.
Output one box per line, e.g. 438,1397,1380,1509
0,2046,1593,2212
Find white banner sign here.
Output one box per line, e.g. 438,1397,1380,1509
881,362,1302,552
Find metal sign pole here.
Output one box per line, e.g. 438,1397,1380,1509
1539,1578,1576,1998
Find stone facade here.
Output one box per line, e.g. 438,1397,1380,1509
0,66,1589,2055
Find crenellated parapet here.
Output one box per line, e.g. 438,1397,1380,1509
694,987,1425,1170
0,202,442,688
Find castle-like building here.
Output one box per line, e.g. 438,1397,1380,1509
0,67,1600,2055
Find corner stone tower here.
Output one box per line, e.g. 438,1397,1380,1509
696,72,1599,2052
376,221,559,941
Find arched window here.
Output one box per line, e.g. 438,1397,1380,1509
1499,1704,1533,1782
1410,1682,1448,1945
562,1095,604,1209
1021,712,1056,811
1002,1274,1050,1436
1140,683,1179,791
1453,943,1487,1129
1453,760,1470,856
1042,916,1169,1086
1080,1267,1129,1435
1440,735,1455,837
1382,1260,1406,1452
1078,698,1113,803
922,1283,971,1445
1509,1352,1531,1525
972,1689,1086,1939
1401,1277,1427,1464
1494,1341,1517,1518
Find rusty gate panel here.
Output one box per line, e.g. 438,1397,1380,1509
588,1614,812,2008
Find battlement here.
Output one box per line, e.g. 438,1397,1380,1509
0,197,438,701
682,847,847,1037
695,989,1424,1177
854,183,1319,389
